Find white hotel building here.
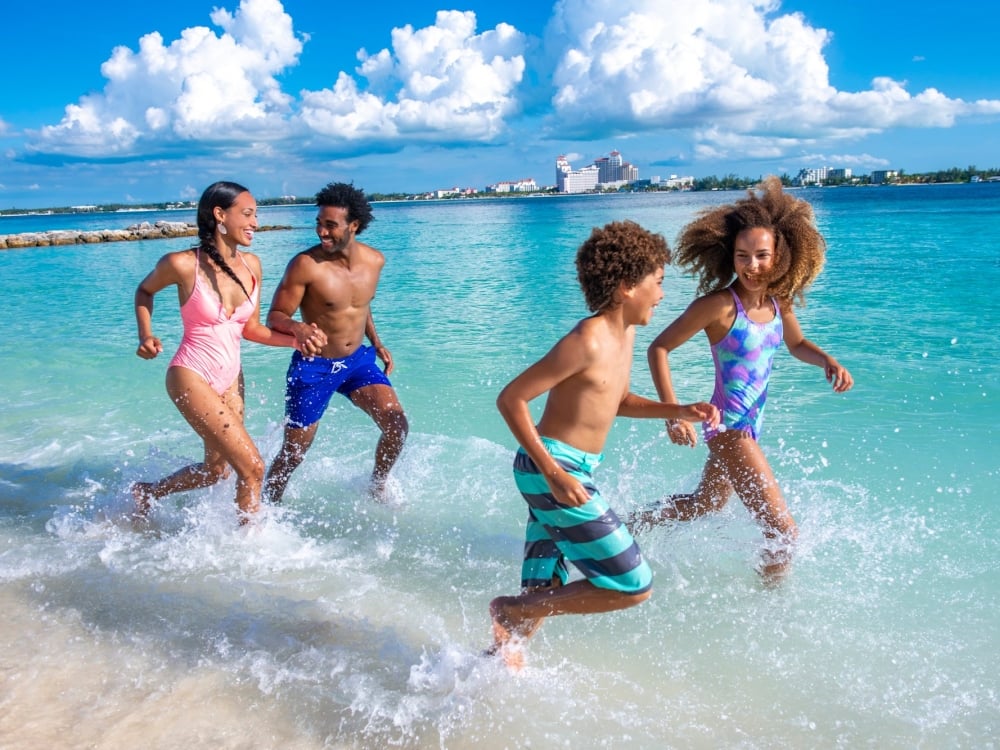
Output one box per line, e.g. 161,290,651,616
557,151,639,193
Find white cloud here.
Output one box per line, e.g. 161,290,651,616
299,10,526,145
544,0,1000,161
18,0,1000,173
28,0,302,157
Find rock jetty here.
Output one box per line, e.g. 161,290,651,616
0,221,291,250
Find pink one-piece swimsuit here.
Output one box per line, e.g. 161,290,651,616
169,249,258,395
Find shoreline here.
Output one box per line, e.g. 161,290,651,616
0,221,292,250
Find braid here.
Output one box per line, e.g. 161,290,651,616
199,240,251,301
195,180,253,301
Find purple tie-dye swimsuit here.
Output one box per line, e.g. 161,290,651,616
703,288,783,443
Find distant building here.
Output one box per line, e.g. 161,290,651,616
594,150,639,187
486,178,538,193
871,170,899,185
656,174,694,189
828,168,852,180
794,167,830,186
556,156,600,193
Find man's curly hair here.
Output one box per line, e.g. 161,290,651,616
315,182,374,234
674,176,825,308
576,220,670,313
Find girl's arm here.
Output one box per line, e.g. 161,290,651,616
782,308,854,393
647,294,724,446
240,254,298,349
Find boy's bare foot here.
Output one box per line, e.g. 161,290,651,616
131,482,154,518
488,596,533,672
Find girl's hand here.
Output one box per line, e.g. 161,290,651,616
825,359,854,393
136,335,163,359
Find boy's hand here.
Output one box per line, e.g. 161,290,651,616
547,468,591,507
666,402,719,447
666,419,698,447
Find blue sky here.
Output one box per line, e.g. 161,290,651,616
2,0,998,208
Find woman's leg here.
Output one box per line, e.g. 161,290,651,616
134,368,263,518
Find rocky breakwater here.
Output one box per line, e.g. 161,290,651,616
0,221,291,249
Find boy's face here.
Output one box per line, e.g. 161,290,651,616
626,267,665,326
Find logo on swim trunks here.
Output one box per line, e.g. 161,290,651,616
330,360,348,374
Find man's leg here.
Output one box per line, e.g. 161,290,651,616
263,421,320,504
348,384,408,495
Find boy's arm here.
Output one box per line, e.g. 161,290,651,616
617,392,718,425
782,309,854,393
496,331,594,507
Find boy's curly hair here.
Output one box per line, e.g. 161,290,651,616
674,176,825,308
576,220,670,312
315,182,374,234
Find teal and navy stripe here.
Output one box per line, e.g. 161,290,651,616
514,437,652,595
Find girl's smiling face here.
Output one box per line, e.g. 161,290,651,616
733,227,775,293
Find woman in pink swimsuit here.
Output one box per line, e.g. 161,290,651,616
132,181,325,522
629,177,853,580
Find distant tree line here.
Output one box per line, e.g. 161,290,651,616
3,165,999,215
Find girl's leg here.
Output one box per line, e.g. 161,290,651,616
710,429,797,578
627,446,733,531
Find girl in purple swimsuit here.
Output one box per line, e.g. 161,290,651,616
630,177,853,580
132,182,323,523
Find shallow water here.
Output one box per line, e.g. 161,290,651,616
0,186,997,748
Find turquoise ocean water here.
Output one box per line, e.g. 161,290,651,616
0,185,997,748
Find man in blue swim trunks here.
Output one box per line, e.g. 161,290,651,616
264,183,408,503
488,220,718,670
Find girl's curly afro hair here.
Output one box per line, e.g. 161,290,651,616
674,176,826,308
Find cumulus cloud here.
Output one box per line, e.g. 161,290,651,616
299,10,527,146
18,0,1000,171
28,0,303,157
543,0,1000,160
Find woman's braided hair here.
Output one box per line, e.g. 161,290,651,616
196,181,252,301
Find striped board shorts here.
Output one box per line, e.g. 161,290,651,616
514,436,652,595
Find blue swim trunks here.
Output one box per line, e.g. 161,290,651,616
514,436,652,595
284,346,391,428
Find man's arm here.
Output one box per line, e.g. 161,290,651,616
365,310,393,375
267,256,326,355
